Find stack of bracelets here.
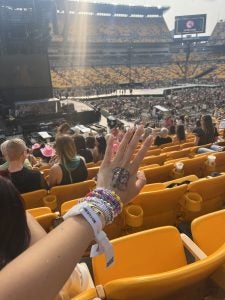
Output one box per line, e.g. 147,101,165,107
63,188,123,267
83,188,123,226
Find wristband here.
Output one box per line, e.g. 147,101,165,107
63,202,114,267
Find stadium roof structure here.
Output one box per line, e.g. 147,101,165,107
55,0,170,16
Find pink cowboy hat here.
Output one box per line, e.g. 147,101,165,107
32,143,41,150
40,145,56,157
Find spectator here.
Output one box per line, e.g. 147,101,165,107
193,120,205,146
96,135,107,160
49,135,88,187
195,115,218,146
86,136,99,163
56,122,73,136
154,127,172,146
173,125,186,143
74,134,93,163
0,139,48,193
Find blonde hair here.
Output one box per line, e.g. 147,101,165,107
55,135,76,165
5,139,27,161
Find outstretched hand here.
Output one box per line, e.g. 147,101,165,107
97,126,153,204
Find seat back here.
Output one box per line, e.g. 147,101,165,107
161,145,180,153
145,148,161,157
180,142,195,149
144,163,174,183
186,174,225,220
61,199,79,215
191,209,225,255
27,206,51,217
92,227,187,285
181,156,207,178
132,184,188,229
167,148,191,160
93,227,225,300
21,189,48,209
36,213,59,232
50,180,96,209
141,153,167,167
214,152,225,172
87,166,99,180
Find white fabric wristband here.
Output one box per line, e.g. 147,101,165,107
63,202,114,267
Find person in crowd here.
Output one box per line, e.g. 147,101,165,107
0,140,33,171
49,134,88,187
0,138,48,193
173,124,186,143
154,127,172,146
192,120,205,146
86,136,99,163
0,176,46,270
0,126,153,300
168,125,176,136
56,122,74,136
195,115,218,146
74,134,93,163
96,134,107,161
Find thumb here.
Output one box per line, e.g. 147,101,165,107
135,171,146,193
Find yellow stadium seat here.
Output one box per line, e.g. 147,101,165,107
191,209,225,255
140,153,167,167
27,206,51,217
214,152,225,172
36,212,59,232
145,148,161,157
131,184,188,229
143,163,174,183
161,145,180,153
86,162,95,168
167,148,191,160
87,166,99,180
50,180,96,209
91,226,225,300
61,199,79,215
180,142,195,149
191,210,225,290
181,155,208,178
182,174,225,222
141,174,199,193
21,189,48,209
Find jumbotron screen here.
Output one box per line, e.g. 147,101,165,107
174,14,206,35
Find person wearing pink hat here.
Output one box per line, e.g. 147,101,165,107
40,144,56,158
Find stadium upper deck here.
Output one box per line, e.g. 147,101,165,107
52,1,172,44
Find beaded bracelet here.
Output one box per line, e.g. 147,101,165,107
84,196,114,224
87,188,123,217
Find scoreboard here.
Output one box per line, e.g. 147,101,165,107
174,14,206,35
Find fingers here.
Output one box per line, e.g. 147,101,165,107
114,128,134,163
133,171,146,196
130,135,153,172
121,126,144,166
100,135,114,168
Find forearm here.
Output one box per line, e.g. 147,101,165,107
0,216,94,300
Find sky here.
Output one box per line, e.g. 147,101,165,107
86,0,225,35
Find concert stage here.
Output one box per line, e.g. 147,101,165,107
75,83,220,100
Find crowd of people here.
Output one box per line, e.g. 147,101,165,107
85,84,225,128
0,106,225,299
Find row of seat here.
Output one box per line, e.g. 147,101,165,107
71,210,225,300
26,173,225,237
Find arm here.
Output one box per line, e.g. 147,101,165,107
26,212,47,246
0,216,93,300
48,164,62,188
0,127,153,300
